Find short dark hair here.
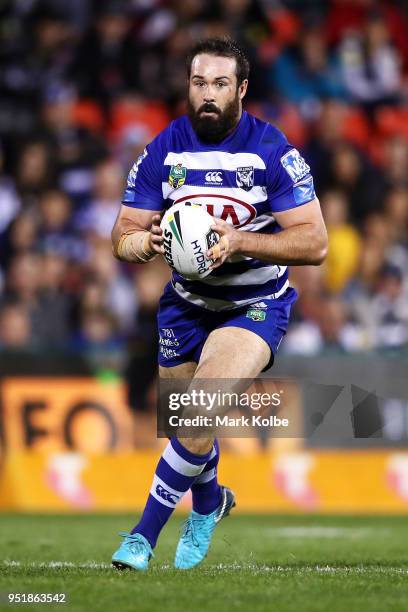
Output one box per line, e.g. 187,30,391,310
186,37,250,85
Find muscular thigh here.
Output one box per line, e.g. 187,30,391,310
159,361,197,379
157,308,273,453
157,329,269,380
159,360,213,453
195,327,270,378
157,330,267,453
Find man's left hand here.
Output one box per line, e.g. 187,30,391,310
206,219,242,270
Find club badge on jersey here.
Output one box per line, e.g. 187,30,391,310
236,166,254,191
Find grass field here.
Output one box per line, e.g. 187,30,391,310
1,513,408,611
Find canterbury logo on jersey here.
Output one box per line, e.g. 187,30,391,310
155,484,180,505
205,171,223,183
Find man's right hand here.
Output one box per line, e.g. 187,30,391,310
149,214,165,255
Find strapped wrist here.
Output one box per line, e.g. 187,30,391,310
116,230,156,263
140,232,155,259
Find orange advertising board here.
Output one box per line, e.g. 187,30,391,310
1,449,408,513
1,377,135,452
1,377,408,513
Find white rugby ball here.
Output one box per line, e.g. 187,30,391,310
160,202,219,280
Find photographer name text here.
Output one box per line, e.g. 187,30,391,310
167,415,289,427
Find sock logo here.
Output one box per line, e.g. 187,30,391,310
156,484,180,505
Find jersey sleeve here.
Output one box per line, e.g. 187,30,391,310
266,129,316,213
122,133,165,211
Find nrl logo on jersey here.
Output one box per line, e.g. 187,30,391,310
246,307,266,322
169,163,187,189
236,166,254,191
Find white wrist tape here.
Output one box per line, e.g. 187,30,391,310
116,231,156,263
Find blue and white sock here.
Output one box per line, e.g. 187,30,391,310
131,437,212,547
191,439,222,515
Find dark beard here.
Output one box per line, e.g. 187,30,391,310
187,93,240,144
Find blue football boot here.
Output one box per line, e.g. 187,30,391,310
174,485,236,569
112,532,154,570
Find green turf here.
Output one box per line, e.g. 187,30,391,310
1,513,408,611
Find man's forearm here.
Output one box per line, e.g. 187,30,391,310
237,223,328,265
112,228,156,263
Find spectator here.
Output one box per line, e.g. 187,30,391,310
3,252,41,308
326,0,408,70
72,307,125,371
271,26,345,119
14,140,57,204
283,295,360,354
37,189,86,262
321,190,361,293
343,212,404,349
86,240,137,332
316,296,358,352
33,251,73,348
382,136,408,190
73,159,125,239
369,264,408,348
384,188,408,244
0,3,74,142
0,303,33,349
321,142,385,223
339,14,401,110
0,145,21,237
40,83,107,201
70,1,138,109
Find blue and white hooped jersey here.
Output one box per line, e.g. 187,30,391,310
122,111,316,311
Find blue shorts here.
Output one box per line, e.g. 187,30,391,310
157,283,298,370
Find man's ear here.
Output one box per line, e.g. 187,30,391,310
239,79,248,100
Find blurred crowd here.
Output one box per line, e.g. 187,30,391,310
0,0,408,406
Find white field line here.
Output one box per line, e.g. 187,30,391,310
2,560,408,574
2,560,111,570
245,527,391,539
212,564,408,575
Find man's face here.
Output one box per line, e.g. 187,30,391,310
187,54,248,143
